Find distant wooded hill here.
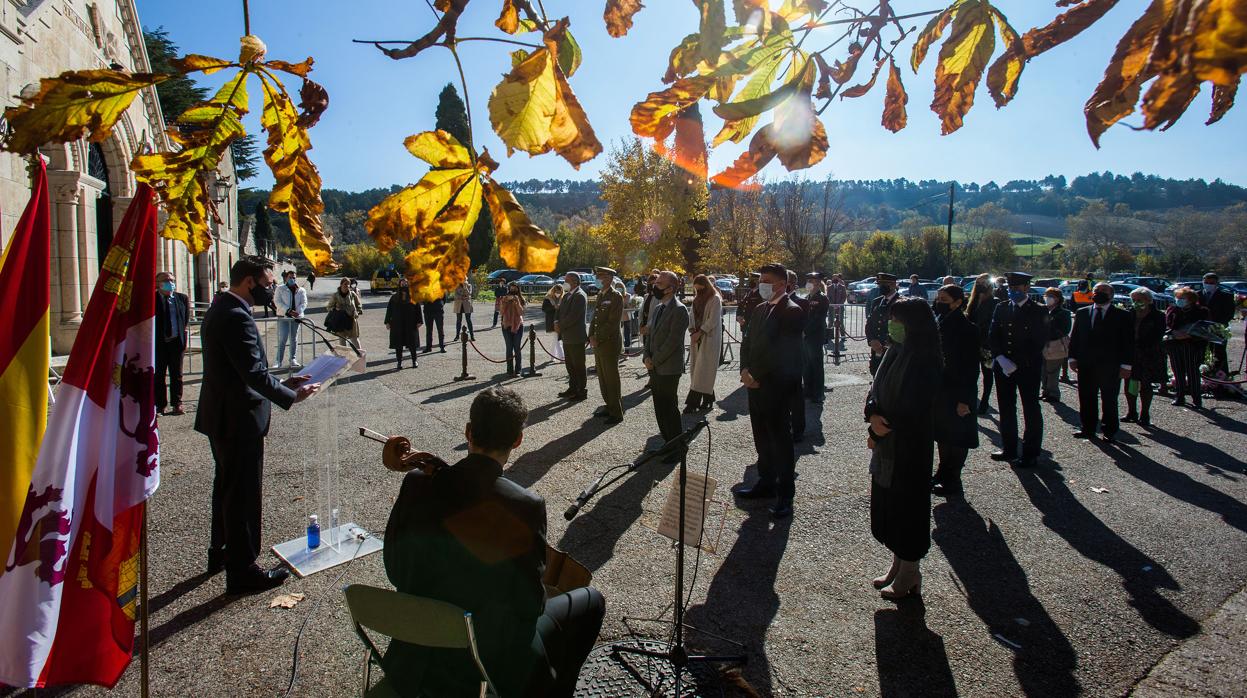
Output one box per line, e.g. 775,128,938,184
240,172,1247,251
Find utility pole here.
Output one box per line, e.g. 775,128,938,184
945,183,955,276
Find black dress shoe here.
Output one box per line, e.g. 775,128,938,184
1072,431,1093,439
769,501,793,519
1122,414,1138,423
225,567,289,595
558,389,575,398
733,484,776,499
207,548,225,575
1014,457,1039,468
931,483,963,498
602,416,624,425
569,392,588,401
989,451,1013,462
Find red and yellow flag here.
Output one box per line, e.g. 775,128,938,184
0,157,50,562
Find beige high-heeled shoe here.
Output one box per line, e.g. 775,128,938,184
873,554,900,590
880,559,921,600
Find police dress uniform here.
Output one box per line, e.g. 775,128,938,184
736,273,763,338
590,268,625,421
803,275,830,401
988,273,1049,466
866,273,899,375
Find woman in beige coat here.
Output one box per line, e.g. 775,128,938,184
326,277,363,343
685,274,722,413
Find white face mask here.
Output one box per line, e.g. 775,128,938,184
758,282,775,301
805,282,815,293
561,282,572,292
1045,296,1059,308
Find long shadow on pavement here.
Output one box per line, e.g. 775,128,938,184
555,452,677,573
506,416,608,489
1097,438,1247,534
684,511,792,697
1012,467,1201,639
713,384,748,424
874,600,958,698
933,500,1079,696
1142,425,1246,479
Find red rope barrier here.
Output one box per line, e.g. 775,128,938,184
466,335,528,364
533,335,566,363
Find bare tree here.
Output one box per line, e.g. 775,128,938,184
768,176,850,271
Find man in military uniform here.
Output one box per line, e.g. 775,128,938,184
989,272,1049,468
866,273,900,375
736,272,763,339
589,267,625,425
803,272,831,402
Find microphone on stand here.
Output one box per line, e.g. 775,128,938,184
296,317,362,357
564,477,603,521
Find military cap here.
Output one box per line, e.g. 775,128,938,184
1005,271,1034,286
594,266,617,277
749,272,761,279
807,272,825,280
876,272,898,282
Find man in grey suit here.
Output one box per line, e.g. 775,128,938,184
643,271,690,463
555,272,589,401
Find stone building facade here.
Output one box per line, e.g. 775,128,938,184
0,0,242,353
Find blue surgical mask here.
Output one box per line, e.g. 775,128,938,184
1175,297,1190,309
159,281,175,292
1008,290,1027,303
286,278,297,288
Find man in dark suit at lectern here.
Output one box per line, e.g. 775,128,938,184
195,256,319,594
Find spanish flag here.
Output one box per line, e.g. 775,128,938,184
0,156,50,566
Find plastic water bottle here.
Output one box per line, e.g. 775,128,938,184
307,514,320,549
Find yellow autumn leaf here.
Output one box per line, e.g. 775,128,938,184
404,130,473,168
172,54,236,75
483,179,559,272
488,47,559,156
930,0,996,134
2,69,169,154
402,174,484,303
257,73,337,273
365,168,477,251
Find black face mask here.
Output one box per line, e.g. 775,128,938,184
879,283,895,295
933,301,951,316
251,281,274,307
1092,291,1112,305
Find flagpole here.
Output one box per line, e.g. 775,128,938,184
140,506,150,698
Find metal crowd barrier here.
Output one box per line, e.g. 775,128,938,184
184,314,325,379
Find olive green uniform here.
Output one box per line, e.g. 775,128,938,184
590,286,625,419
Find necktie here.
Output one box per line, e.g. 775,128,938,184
1092,307,1100,329
654,301,666,327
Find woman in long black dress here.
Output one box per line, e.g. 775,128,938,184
1124,288,1166,426
1165,286,1209,409
865,297,941,600
932,285,980,497
384,280,424,369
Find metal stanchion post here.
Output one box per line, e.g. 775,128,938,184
453,330,475,382
523,324,542,377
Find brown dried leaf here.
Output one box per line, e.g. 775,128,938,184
296,78,329,128
173,54,236,75
841,58,886,99
1208,75,1240,124
710,126,777,189
672,103,708,181
264,57,315,78
883,58,909,132
2,69,168,153
911,5,956,72
605,0,645,38
1084,0,1168,146
483,179,560,272
987,0,1118,107
496,0,521,33
930,0,996,134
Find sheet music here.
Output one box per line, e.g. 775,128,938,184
657,472,717,548
300,352,352,389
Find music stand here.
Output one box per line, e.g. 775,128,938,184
568,422,747,694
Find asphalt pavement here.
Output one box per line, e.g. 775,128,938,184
25,278,1247,697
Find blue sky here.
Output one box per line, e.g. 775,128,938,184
139,1,1247,191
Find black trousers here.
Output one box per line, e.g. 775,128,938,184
154,339,184,410
455,312,475,340
208,436,265,576
803,338,825,399
979,361,994,404
563,339,587,393
870,351,884,375
651,374,684,454
994,364,1043,460
395,344,419,366
934,442,968,490
1077,364,1122,436
529,586,606,698
425,315,445,350
747,379,797,501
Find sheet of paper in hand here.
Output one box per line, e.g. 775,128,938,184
301,351,352,390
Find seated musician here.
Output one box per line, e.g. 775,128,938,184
383,386,605,697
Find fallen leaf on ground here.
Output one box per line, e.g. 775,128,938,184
270,592,305,609
1090,486,1109,493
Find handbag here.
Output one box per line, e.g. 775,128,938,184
1043,336,1070,361
325,308,352,333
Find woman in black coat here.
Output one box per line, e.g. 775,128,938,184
1124,288,1166,426
932,285,980,497
385,281,424,369
1165,287,1209,409
865,297,941,600
966,274,999,414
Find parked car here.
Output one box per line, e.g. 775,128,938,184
487,268,527,283
1032,278,1064,289
848,282,878,304
902,282,942,301
1166,280,1205,295
517,274,556,294
1109,282,1174,310
1122,276,1171,293
714,278,737,302
370,266,401,294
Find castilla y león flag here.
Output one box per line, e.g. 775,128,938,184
0,184,161,688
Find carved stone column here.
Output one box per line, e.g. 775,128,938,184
47,172,84,354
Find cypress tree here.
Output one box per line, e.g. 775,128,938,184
434,84,494,270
